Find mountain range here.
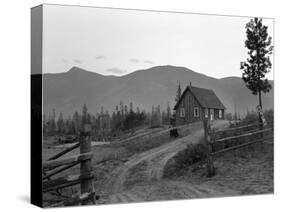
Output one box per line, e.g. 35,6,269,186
42,65,274,117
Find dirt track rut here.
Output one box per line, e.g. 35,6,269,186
103,120,232,204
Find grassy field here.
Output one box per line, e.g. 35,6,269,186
42,120,273,206
163,136,273,196
42,124,191,206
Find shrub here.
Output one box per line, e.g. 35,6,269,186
242,110,259,125
163,143,206,178
264,109,273,123
232,109,274,126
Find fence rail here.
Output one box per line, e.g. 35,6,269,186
43,161,80,180
47,190,95,207
47,142,80,161
43,127,96,206
213,128,272,144
43,172,95,192
43,152,93,170
211,123,261,134
210,137,272,156
203,119,273,177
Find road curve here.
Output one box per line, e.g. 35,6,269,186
103,120,230,203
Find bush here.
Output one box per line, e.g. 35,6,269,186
163,143,206,178
233,109,274,126
226,109,274,127
242,110,259,125
264,109,274,123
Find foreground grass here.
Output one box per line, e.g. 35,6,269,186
164,141,273,195
42,125,190,206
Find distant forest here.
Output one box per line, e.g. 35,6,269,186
43,101,173,140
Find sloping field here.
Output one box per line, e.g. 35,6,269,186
100,120,229,204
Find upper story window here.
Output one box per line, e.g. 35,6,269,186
219,109,222,118
180,108,185,117
194,107,199,117
205,108,208,118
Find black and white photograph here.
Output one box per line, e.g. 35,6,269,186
31,3,274,208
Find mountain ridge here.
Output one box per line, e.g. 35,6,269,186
42,65,274,117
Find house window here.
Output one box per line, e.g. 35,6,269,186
180,108,185,117
194,107,199,117
219,110,222,118
205,108,208,118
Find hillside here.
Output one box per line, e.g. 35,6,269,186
42,65,274,116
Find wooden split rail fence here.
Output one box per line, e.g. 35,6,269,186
203,119,273,177
43,131,97,207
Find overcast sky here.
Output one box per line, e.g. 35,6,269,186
43,4,274,79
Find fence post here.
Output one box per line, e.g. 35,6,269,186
80,124,96,205
203,119,215,177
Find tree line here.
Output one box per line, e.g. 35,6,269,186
43,101,173,139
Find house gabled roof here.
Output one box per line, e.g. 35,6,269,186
174,86,226,110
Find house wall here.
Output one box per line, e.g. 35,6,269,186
175,90,202,125
175,95,225,126
214,109,225,120
204,108,210,119
203,108,224,120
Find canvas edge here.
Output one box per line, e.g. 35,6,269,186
31,4,43,208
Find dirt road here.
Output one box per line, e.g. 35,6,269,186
102,120,232,204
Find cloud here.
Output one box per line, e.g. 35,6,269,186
73,59,83,64
143,60,154,64
128,58,139,63
96,55,106,60
128,58,154,64
106,68,127,74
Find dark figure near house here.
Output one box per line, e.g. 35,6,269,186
170,128,179,138
174,83,226,125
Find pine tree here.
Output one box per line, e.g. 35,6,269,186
57,112,64,135
51,109,56,135
166,102,171,120
65,116,72,134
82,104,88,124
129,102,133,113
124,105,128,115
151,105,155,126
46,112,52,135
120,101,124,117
136,106,140,114
100,106,104,115
72,111,80,134
240,18,273,110
157,105,162,126
175,81,182,103
111,111,117,130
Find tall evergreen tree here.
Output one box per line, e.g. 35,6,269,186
166,102,171,120
100,106,104,115
129,102,133,113
136,106,140,114
51,109,56,135
120,101,124,117
175,81,182,103
124,105,128,115
157,104,162,126
240,18,273,109
82,104,88,124
57,112,64,134
65,116,72,134
72,111,80,134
